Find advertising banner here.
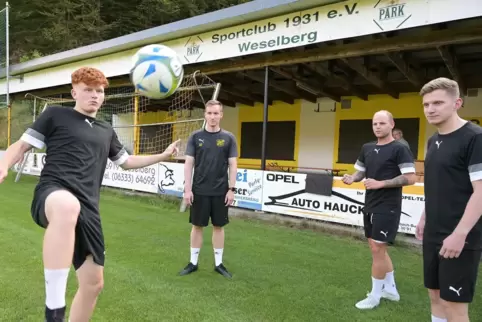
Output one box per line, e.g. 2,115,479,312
4,0,482,96
102,159,159,194
13,152,45,177
166,0,482,65
156,165,264,210
261,171,423,235
157,162,185,197
10,153,424,235
232,169,263,210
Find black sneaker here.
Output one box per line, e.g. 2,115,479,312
179,262,198,276
45,306,66,322
214,263,232,278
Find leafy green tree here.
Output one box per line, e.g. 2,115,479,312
9,0,252,64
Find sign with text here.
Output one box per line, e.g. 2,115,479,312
10,153,425,235
261,171,423,235
232,169,263,210
156,165,264,210
4,0,482,95
102,160,159,194
165,0,482,65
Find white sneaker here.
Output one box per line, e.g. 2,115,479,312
355,293,380,310
381,289,400,301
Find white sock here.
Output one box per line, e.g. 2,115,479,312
190,248,200,265
384,271,397,292
214,248,223,266
370,277,384,300
44,268,70,309
432,315,447,322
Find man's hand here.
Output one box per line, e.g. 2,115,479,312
364,179,384,190
415,217,425,241
183,190,193,206
225,190,235,206
342,174,354,185
164,139,180,157
439,231,467,259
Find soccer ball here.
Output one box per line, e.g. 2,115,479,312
130,44,184,99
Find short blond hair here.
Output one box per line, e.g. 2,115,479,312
205,99,223,110
419,77,460,98
374,110,394,123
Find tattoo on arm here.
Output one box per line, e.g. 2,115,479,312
383,175,409,188
352,171,365,182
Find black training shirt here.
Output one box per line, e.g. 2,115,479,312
185,128,238,196
20,106,128,214
354,140,415,214
424,121,482,249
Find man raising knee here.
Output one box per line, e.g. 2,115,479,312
179,100,237,278
0,67,179,321
343,110,416,310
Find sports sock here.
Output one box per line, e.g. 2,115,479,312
190,247,200,265
370,277,384,300
214,248,223,266
44,268,70,309
431,315,447,322
384,270,397,292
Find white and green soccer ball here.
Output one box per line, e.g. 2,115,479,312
130,44,184,99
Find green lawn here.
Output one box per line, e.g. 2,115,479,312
0,174,481,321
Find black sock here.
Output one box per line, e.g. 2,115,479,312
45,305,66,322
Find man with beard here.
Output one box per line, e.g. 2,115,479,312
342,110,416,310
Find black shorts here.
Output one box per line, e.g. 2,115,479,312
189,194,229,227
423,242,481,303
31,185,105,271
363,212,401,244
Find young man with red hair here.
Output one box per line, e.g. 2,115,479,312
0,67,179,321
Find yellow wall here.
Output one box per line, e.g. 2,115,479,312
332,93,426,174
237,100,301,170
466,117,482,126
137,110,169,154
136,109,210,155
128,90,482,171
138,111,169,123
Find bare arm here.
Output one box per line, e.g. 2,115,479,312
352,170,365,182
121,152,171,170
0,141,33,169
382,173,417,188
383,146,417,188
184,156,194,192
454,180,482,236
228,157,237,188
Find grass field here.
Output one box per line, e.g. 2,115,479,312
0,175,481,322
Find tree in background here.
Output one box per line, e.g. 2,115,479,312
9,0,251,64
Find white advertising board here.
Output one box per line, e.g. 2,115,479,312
102,160,159,194
10,153,425,235
4,0,482,95
172,0,435,64
261,171,424,235
12,152,45,177
232,169,263,210
157,162,185,197
155,163,264,210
